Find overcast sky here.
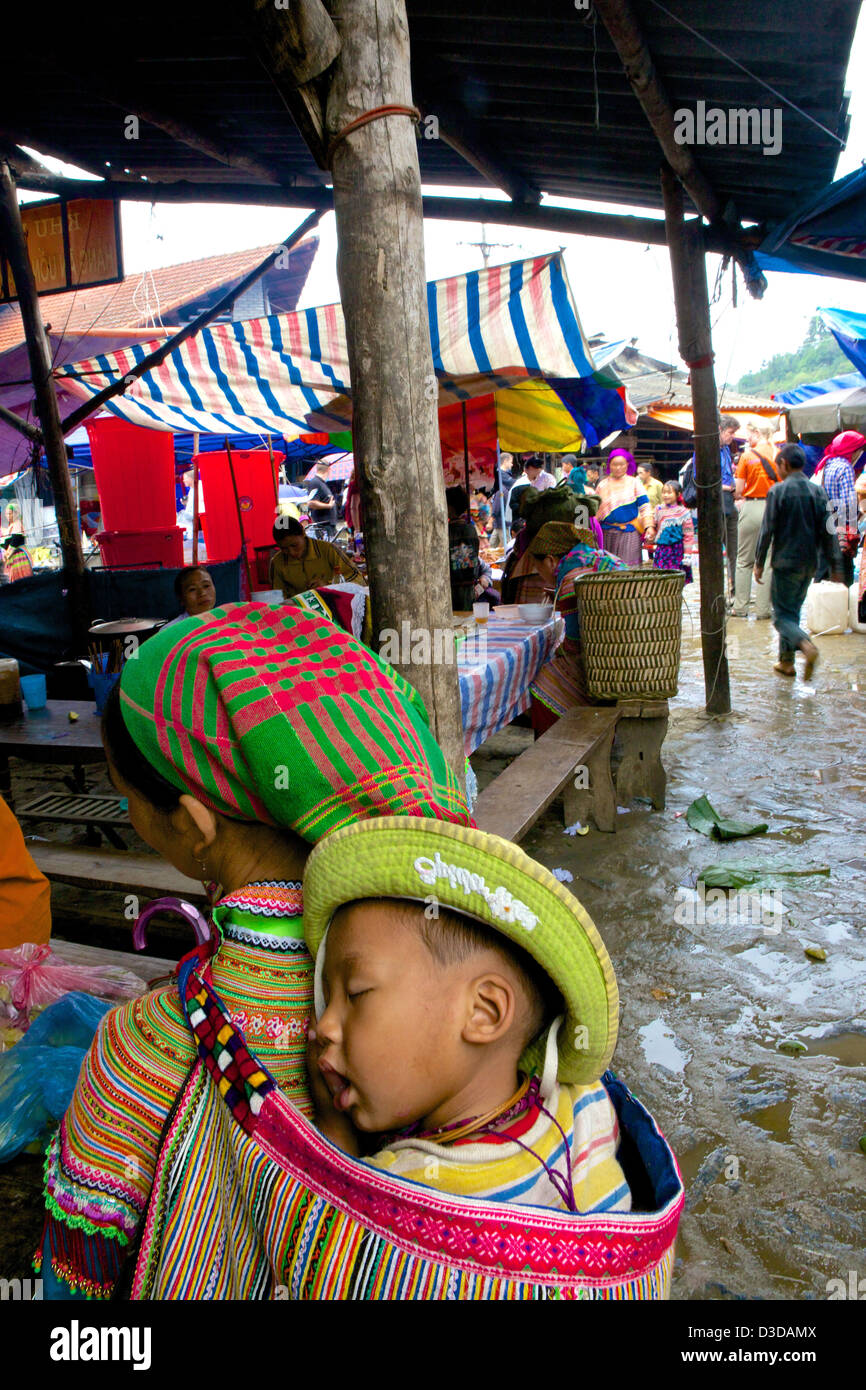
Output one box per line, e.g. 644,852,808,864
29,7,866,387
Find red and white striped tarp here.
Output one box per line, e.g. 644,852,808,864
57,253,599,440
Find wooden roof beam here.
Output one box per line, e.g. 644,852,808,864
10,167,764,255
593,0,769,298
243,0,342,169
412,82,541,204
593,0,723,225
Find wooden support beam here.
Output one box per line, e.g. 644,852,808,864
9,168,763,255
661,164,730,717
244,0,341,169
0,401,41,442
594,0,722,224
412,81,541,204
324,0,465,774
0,160,88,638
60,209,323,435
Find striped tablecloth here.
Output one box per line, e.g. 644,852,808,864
457,615,562,754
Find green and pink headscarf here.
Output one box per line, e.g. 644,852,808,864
119,603,471,841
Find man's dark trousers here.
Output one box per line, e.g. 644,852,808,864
770,567,813,663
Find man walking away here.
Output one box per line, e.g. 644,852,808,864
733,423,778,619
754,443,843,681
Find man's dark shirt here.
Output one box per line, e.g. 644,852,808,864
756,471,841,573
305,474,337,527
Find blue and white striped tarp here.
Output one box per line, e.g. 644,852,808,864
58,253,602,440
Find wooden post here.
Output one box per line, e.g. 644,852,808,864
191,433,200,567
224,437,251,592
325,0,464,772
0,160,88,637
661,165,731,716
267,435,279,507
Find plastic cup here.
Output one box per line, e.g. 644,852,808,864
20,673,47,710
472,601,490,625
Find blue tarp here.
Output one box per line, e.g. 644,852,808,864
817,307,866,377
775,370,866,406
756,168,866,283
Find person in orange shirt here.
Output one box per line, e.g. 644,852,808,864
732,423,779,619
0,792,51,948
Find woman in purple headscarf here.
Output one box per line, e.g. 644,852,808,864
595,449,651,567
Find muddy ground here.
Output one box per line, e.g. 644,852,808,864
474,594,866,1301
2,590,864,1298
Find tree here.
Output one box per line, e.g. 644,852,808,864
735,317,853,397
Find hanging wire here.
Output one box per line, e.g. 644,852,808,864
645,0,846,147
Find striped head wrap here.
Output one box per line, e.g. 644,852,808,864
118,603,472,841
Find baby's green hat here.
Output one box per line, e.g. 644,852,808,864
303,817,619,1086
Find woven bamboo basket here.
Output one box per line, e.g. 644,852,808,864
575,568,684,700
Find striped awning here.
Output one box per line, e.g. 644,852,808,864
57,253,608,440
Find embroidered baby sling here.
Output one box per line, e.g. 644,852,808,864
130,953,684,1300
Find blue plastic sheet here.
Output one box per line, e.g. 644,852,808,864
0,991,110,1163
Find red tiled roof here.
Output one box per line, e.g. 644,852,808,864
0,242,289,354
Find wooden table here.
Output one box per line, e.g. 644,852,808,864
0,699,105,808
455,605,562,754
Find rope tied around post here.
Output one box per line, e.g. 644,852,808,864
326,105,421,166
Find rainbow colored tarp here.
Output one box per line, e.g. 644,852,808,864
57,253,628,448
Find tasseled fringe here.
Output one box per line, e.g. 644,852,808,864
36,1214,125,1299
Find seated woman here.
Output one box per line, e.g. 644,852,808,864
595,449,651,566
170,565,217,621
445,486,480,611
500,481,595,606
527,521,628,734
2,533,33,582
270,517,364,600
39,603,471,1300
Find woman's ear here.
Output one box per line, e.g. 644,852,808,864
462,974,516,1046
177,795,219,856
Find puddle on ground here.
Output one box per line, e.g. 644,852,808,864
638,1017,691,1074
767,826,825,844
805,1031,866,1066
736,1066,793,1143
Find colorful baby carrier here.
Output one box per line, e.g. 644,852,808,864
129,951,684,1300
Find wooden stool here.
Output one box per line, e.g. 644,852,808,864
613,699,669,810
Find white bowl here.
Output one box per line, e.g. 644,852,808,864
518,603,553,623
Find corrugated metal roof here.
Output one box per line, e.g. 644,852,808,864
0,1,857,226
606,343,775,411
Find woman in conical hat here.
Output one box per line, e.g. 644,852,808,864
40,602,471,1299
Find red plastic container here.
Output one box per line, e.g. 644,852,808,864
197,449,279,563
95,528,184,569
86,418,177,531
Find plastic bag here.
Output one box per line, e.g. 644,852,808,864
0,942,146,1029
0,992,112,1162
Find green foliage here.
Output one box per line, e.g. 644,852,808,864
735,316,852,397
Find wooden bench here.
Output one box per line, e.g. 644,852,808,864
50,936,179,986
474,706,620,841
18,791,130,849
31,843,208,903
613,699,670,811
